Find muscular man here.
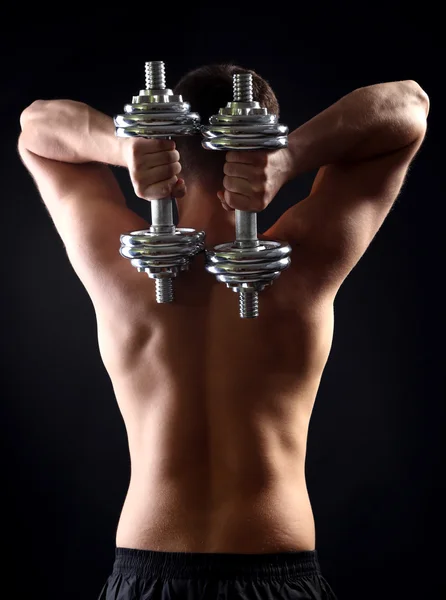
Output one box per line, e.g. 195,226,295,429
18,64,429,600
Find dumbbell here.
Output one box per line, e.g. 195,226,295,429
201,72,292,318
114,61,205,303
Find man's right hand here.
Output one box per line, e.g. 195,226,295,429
122,138,187,201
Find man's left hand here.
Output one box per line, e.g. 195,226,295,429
218,148,293,212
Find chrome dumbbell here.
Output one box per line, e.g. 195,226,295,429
201,72,292,318
114,61,205,303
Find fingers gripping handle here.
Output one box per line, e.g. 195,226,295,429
150,136,174,233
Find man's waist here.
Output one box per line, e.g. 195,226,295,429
117,478,315,553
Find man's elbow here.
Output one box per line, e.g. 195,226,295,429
20,99,48,131
401,80,429,143
405,80,430,116
19,100,68,160
19,100,48,155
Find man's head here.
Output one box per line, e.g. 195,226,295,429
173,64,279,194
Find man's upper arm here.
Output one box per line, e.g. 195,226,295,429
18,138,152,328
269,136,425,299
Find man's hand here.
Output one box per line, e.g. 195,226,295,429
122,138,187,201
218,148,293,212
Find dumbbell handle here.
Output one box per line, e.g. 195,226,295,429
146,133,175,234
235,210,259,248
151,198,174,232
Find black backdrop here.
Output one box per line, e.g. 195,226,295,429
1,6,444,600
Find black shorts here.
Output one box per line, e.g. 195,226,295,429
98,546,338,599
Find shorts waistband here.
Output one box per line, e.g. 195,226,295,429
112,547,321,580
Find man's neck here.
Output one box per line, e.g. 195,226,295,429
176,192,236,246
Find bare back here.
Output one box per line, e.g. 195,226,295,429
17,81,428,555
96,229,335,554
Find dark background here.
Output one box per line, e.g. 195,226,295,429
1,6,444,600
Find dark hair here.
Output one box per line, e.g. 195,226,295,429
173,64,279,191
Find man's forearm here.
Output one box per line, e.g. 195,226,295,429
284,80,429,181
20,99,126,166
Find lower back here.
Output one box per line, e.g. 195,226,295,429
116,470,316,553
